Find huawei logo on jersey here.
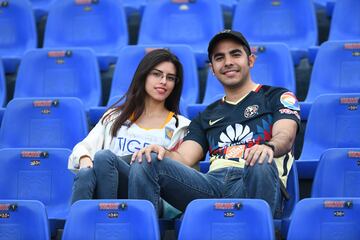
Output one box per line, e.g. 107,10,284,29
218,124,253,147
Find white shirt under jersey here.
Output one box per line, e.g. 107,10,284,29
68,111,190,172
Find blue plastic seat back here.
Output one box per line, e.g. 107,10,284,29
0,148,74,220
62,199,160,240
138,0,223,54
329,0,360,40
0,97,88,148
287,198,360,240
305,41,360,103
0,200,50,240
0,58,6,106
0,0,37,72
44,0,128,54
312,148,360,198
232,0,317,51
300,94,360,161
14,48,102,110
178,199,275,240
109,45,199,106
0,0,36,55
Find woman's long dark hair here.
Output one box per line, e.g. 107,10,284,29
102,48,184,137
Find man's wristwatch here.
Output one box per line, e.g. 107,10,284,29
263,142,275,152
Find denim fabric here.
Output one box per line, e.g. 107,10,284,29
71,167,96,204
93,150,130,199
129,153,281,217
71,150,130,204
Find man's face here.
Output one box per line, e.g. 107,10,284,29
210,39,255,89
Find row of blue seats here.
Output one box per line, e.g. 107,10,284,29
29,0,339,17
1,0,358,72
0,93,358,179
0,40,359,121
1,196,359,240
0,147,359,239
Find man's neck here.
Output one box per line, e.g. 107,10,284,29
224,80,258,103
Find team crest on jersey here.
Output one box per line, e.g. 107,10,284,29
244,105,259,118
165,127,174,140
280,92,300,111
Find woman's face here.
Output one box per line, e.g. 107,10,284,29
145,61,177,103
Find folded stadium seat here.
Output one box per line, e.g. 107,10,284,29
14,48,102,111
62,199,160,240
178,199,275,240
122,0,146,15
138,0,223,67
44,0,128,71
300,41,360,120
216,0,238,11
312,148,360,198
0,0,37,73
328,0,360,41
287,198,360,240
296,93,360,179
0,148,74,235
232,0,318,64
187,42,296,119
29,0,56,21
0,97,88,149
0,200,50,240
198,160,299,237
88,44,199,123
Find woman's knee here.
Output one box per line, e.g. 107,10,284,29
74,168,96,187
93,150,116,168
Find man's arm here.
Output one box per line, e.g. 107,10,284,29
244,119,297,166
131,140,204,167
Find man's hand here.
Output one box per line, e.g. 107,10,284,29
244,144,274,166
131,144,166,164
79,156,93,169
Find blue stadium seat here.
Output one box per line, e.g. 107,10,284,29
0,148,74,223
198,161,299,237
232,0,318,64
0,97,88,149
108,45,199,118
44,0,128,70
187,42,296,119
178,199,275,240
0,0,37,73
14,48,102,111
0,58,6,107
312,148,360,197
138,0,223,67
0,200,50,240
296,94,360,179
62,199,160,240
287,198,360,240
300,41,360,120
329,0,360,41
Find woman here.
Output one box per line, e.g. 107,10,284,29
68,49,190,203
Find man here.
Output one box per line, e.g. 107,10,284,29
130,30,300,217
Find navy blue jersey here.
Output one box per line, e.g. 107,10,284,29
184,85,300,184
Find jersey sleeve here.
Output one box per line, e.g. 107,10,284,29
183,115,209,155
269,89,301,127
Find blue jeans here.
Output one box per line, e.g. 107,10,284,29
71,150,130,204
129,153,282,217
